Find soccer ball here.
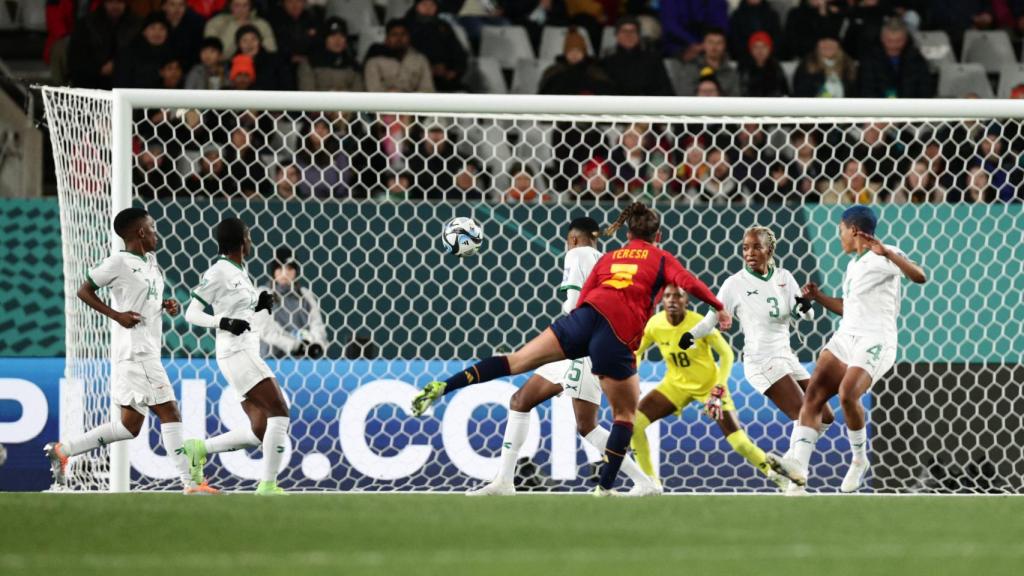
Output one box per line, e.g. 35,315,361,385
441,217,483,257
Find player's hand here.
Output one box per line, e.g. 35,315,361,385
114,311,142,329
162,299,180,316
678,332,695,350
794,296,813,314
704,386,726,421
802,282,821,301
254,291,276,313
293,340,324,359
853,230,887,256
219,317,251,336
716,309,732,331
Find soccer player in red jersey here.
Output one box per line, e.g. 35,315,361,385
412,203,732,494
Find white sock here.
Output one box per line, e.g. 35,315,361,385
204,428,261,454
818,419,833,437
161,422,192,488
790,425,819,474
584,426,651,486
847,426,868,462
261,416,289,483
62,420,134,457
496,410,530,484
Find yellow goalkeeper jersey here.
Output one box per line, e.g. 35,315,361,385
635,310,734,392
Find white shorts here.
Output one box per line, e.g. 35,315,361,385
743,352,811,395
534,357,602,405
113,359,176,414
824,332,898,383
218,349,275,397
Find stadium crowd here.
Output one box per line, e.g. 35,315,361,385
44,0,1024,204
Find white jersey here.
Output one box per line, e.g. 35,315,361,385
717,266,803,361
837,245,905,341
191,257,260,358
88,250,165,363
558,246,602,314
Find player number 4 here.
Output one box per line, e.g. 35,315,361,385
866,344,883,362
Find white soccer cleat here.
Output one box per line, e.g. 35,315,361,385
784,483,808,497
593,486,623,498
466,480,515,496
625,478,663,497
767,470,790,491
765,452,806,487
841,459,870,493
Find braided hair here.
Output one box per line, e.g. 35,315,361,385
744,225,777,269
603,202,660,241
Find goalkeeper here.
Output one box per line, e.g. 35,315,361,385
631,284,801,489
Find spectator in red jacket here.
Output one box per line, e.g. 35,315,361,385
44,0,77,84
188,0,226,19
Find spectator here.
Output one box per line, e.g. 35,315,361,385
159,58,186,87
793,35,857,97
572,158,614,202
890,158,945,204
506,0,570,49
787,131,823,198
269,0,323,66
45,0,77,84
297,17,364,91
455,0,509,53
114,12,173,88
740,30,788,97
859,18,933,98
134,141,181,198
660,0,728,60
376,172,415,201
639,164,678,203
819,158,878,204
68,0,142,89
504,163,549,203
952,165,996,203
186,145,229,195
601,16,674,96
728,0,782,64
449,160,488,201
260,251,328,359
185,37,229,88
189,0,227,19
782,0,846,60
695,70,722,96
205,0,277,56
842,0,890,60
224,124,266,196
679,28,739,96
364,19,435,93
1011,84,1024,99
973,129,1017,202
732,123,773,195
127,0,163,16
406,0,468,92
297,119,350,198
235,24,295,89
758,162,794,202
273,163,301,200
408,124,461,198
163,0,205,67
229,52,257,88
926,1,994,55
539,29,614,95
609,125,662,193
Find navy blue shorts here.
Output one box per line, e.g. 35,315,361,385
549,305,636,380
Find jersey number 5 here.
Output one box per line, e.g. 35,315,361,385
602,264,639,289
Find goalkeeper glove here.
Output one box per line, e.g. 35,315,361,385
293,341,324,359
254,291,276,313
794,296,813,314
219,317,251,336
704,386,726,421
678,331,695,350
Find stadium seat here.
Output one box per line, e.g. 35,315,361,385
511,58,544,94
0,1,15,30
537,26,595,64
447,18,472,53
663,58,689,96
480,26,535,69
385,0,413,20
326,0,379,35
938,62,994,98
996,63,1024,98
913,30,956,73
356,25,385,62
20,0,45,31
961,30,1016,74
781,59,798,93
768,0,795,27
600,26,617,56
466,57,508,94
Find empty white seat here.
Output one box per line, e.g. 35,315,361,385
600,26,617,55
467,57,508,94
781,59,798,93
326,0,379,34
961,30,1016,74
511,58,544,94
538,26,595,64
938,62,994,98
480,26,535,69
356,25,385,62
385,0,413,20
663,58,688,96
997,63,1024,98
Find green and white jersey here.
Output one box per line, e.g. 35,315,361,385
717,266,802,361
191,257,260,358
558,246,602,315
87,250,165,363
838,245,905,341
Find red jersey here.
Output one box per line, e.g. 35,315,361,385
577,239,724,349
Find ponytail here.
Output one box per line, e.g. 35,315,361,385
604,202,660,241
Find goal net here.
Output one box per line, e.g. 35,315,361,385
42,88,1024,494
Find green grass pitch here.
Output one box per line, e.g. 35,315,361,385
2,493,1023,576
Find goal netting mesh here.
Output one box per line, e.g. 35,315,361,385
43,87,1024,494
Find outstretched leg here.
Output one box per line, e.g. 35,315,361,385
45,406,142,488
630,390,677,482
789,351,847,485
596,374,640,492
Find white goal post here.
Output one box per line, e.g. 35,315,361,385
43,87,1024,494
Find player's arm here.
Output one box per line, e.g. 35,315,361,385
667,257,731,330
184,272,250,335
787,271,814,321
855,231,928,284
803,281,843,316
78,258,140,328
684,281,734,347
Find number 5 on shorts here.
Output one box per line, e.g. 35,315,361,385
565,360,583,383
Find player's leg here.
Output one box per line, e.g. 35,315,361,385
149,401,216,494
794,378,836,432
714,405,802,488
629,389,677,481
595,373,640,494
45,405,142,488
469,374,562,495
838,367,874,493
787,350,847,489
183,398,264,488
244,377,290,495
573,397,659,496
